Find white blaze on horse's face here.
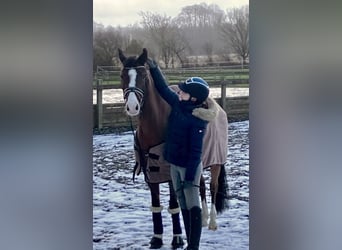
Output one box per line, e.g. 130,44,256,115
125,68,141,116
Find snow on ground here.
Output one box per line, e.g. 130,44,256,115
93,121,249,250
93,88,249,104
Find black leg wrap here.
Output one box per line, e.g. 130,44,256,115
171,235,184,249
152,212,163,235
171,213,182,235
149,236,163,249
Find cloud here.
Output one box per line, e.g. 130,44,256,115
93,0,249,27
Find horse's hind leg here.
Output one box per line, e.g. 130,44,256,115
168,181,184,248
209,165,221,230
200,175,209,227
149,183,164,249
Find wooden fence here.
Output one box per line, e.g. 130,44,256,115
94,65,249,86
93,80,249,130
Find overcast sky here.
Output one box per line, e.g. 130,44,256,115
93,0,249,27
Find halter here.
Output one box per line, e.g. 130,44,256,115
122,66,147,109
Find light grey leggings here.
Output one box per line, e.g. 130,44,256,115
170,163,202,210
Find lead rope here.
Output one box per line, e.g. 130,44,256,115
129,117,149,183
129,117,139,182
129,116,135,137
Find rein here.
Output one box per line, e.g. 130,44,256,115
129,117,150,183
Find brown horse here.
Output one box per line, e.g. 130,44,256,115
118,48,229,249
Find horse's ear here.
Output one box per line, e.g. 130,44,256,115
137,48,148,65
118,48,126,64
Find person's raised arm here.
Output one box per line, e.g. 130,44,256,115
146,58,178,106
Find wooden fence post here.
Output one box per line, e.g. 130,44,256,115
220,79,227,109
96,79,103,129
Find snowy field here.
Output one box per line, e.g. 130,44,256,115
93,121,249,250
93,88,249,104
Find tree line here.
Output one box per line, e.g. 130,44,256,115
93,3,249,71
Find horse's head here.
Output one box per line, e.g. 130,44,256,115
118,48,148,116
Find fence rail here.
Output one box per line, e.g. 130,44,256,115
93,79,249,130
94,65,249,86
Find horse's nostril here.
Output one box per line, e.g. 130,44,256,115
135,105,138,111
126,107,130,111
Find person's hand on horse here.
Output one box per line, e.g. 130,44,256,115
146,58,158,69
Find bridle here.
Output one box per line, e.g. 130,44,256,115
122,66,147,110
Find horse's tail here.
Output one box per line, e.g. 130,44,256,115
215,164,229,214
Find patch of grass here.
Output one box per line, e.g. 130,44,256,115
93,68,249,88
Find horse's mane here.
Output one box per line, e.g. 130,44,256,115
140,71,170,142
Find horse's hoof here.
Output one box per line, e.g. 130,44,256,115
208,218,218,231
149,236,163,249
208,224,218,231
171,235,184,248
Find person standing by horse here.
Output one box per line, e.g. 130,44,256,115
146,59,211,250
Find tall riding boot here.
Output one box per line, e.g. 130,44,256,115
186,206,202,250
181,209,190,241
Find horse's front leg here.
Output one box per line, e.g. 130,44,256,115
149,183,164,249
200,175,209,227
168,181,184,248
209,165,221,231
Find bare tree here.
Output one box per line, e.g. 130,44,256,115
175,3,224,28
168,25,190,67
173,3,224,57
125,38,144,55
93,24,126,69
139,11,190,68
219,5,249,65
203,42,214,64
139,12,173,68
